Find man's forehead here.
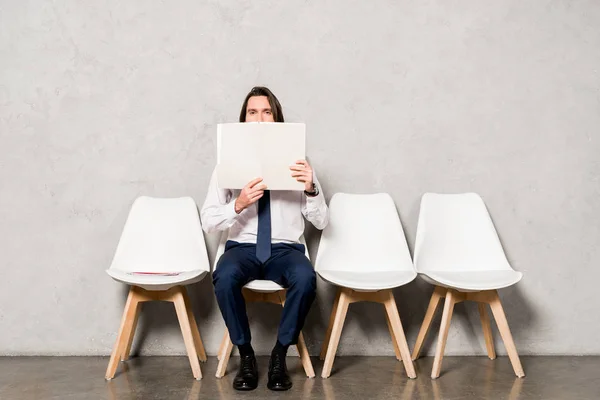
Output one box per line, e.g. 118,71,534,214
247,96,271,109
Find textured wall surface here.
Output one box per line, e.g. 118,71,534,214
1,0,599,356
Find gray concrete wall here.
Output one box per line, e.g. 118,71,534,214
1,0,599,356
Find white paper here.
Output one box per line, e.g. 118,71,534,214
216,122,306,191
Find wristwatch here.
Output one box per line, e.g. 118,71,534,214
304,183,319,197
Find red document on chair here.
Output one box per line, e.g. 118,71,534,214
128,272,182,276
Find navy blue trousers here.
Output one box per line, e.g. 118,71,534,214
213,241,317,346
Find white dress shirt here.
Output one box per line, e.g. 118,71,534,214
200,167,329,243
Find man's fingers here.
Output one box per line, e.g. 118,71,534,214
249,192,264,202
246,185,266,197
291,171,311,178
249,189,264,198
295,160,312,169
247,177,264,188
290,163,311,170
251,184,267,191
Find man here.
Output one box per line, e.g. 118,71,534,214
201,86,329,391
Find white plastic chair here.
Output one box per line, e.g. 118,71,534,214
411,193,525,379
214,230,315,379
105,196,210,380
315,193,417,379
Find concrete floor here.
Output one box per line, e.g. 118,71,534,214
1,356,598,399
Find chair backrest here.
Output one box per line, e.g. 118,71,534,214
213,230,310,270
109,196,210,273
314,193,414,273
414,192,513,273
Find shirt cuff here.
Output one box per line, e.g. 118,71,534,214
226,199,241,221
305,189,325,207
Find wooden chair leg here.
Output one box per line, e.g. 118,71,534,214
412,286,444,360
106,287,140,380
382,290,416,379
321,289,350,378
478,302,496,360
217,330,229,361
121,300,141,361
296,332,315,378
216,334,234,378
320,289,342,360
431,289,456,379
181,288,207,362
488,291,525,378
385,311,402,361
274,290,315,378
172,288,202,380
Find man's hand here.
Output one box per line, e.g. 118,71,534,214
234,178,267,214
290,160,314,192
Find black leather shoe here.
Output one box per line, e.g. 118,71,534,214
267,352,292,391
233,354,258,391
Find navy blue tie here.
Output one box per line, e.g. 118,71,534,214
256,190,271,263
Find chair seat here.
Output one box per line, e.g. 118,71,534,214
243,280,284,293
317,270,417,291
419,270,523,291
106,269,208,291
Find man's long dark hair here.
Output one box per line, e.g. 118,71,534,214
239,86,285,122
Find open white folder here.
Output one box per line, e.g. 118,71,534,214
216,122,306,191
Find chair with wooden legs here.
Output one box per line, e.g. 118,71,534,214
411,193,525,379
214,230,315,379
315,193,417,379
105,196,210,380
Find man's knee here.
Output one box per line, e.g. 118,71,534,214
213,259,245,292
291,267,317,295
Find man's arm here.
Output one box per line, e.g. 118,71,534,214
200,169,240,233
301,171,329,230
